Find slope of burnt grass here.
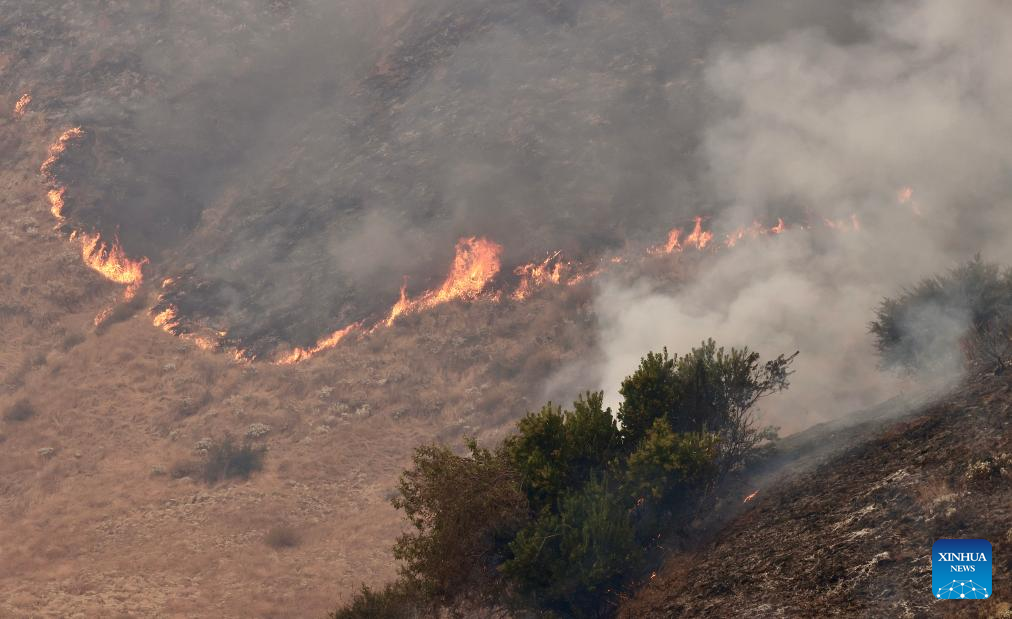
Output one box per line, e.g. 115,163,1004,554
622,372,1012,618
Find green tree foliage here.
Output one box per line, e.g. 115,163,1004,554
626,419,720,501
201,434,266,483
334,340,796,618
503,477,640,616
616,350,679,447
391,441,528,607
505,392,620,511
619,340,794,477
328,582,427,619
871,257,1012,372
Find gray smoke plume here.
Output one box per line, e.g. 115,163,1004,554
577,0,1012,431
7,0,1010,394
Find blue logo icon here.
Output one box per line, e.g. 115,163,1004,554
932,539,991,600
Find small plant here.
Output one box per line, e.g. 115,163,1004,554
59,331,86,351
245,422,271,440
264,524,300,549
4,398,36,422
201,434,266,483
329,582,428,619
170,460,199,479
964,453,1012,486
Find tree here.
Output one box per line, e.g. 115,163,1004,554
619,340,794,477
502,476,640,616
617,349,679,448
506,392,621,512
871,257,1012,372
391,441,528,607
626,419,719,501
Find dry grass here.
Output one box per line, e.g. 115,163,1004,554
0,107,606,618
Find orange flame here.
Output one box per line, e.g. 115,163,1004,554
684,216,713,250
385,236,502,325
40,127,84,177
653,217,716,254
743,490,759,503
152,306,180,330
13,93,31,118
823,215,861,232
74,231,148,299
47,188,66,220
512,251,566,300
275,322,361,365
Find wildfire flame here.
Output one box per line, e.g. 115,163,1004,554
897,185,922,216
74,231,148,299
823,214,861,231
47,188,66,220
42,128,148,304
13,93,31,118
512,251,566,301
743,490,759,503
40,127,85,178
684,216,714,250
385,236,502,326
276,323,362,365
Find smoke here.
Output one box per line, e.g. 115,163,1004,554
9,0,1011,401
578,0,1012,431
10,0,734,354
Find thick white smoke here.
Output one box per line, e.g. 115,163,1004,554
585,0,1012,432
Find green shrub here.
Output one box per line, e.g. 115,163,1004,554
201,434,266,483
4,398,36,422
871,257,1012,372
333,340,795,618
329,582,428,619
505,392,620,511
503,477,640,616
264,524,300,549
392,441,528,606
626,419,720,501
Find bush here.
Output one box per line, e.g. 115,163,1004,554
392,441,528,607
626,419,720,501
618,340,793,478
333,340,795,618
264,524,300,549
201,434,266,483
59,331,86,351
871,257,1012,373
329,582,428,619
505,392,620,512
503,476,640,616
4,398,36,422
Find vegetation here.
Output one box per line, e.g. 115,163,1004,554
264,524,301,549
871,257,1012,373
4,398,36,422
334,339,795,618
201,434,266,483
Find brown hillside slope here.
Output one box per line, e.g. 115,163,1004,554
0,99,600,618
622,373,1012,618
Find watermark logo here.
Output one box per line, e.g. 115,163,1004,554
932,539,991,600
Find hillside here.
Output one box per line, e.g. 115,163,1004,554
621,372,1012,618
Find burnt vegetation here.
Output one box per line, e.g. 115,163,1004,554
333,339,796,618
